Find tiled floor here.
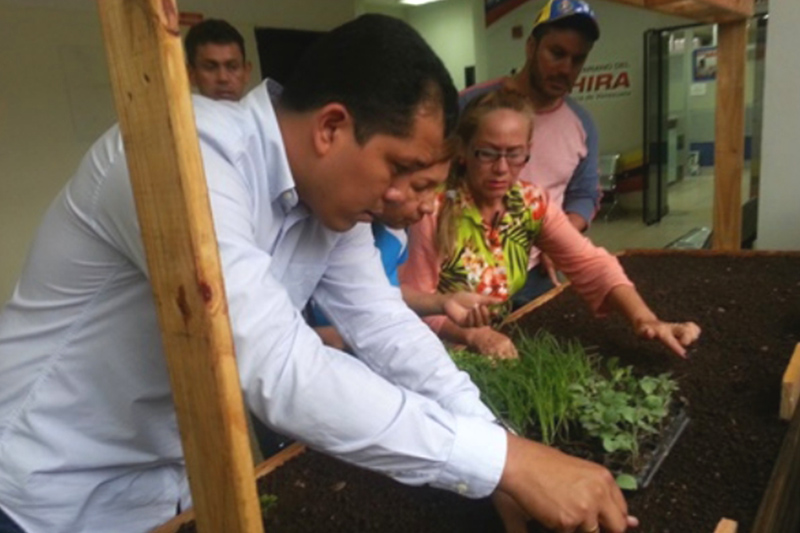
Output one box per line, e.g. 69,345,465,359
586,169,753,252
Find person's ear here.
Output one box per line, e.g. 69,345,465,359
311,103,351,157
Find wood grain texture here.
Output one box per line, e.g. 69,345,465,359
781,344,800,421
714,518,739,533
97,2,262,532
752,381,800,533
605,0,753,22
153,443,308,533
712,20,747,250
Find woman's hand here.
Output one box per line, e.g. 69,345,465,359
465,327,518,359
443,292,501,328
634,319,701,358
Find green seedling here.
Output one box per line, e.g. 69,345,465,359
452,331,679,489
259,493,278,517
569,358,678,464
616,473,638,490
452,330,594,444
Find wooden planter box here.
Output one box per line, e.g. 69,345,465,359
155,250,800,533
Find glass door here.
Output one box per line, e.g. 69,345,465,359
643,28,670,225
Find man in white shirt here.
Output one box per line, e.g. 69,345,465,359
0,15,635,533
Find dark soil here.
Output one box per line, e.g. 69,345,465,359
512,254,800,532
177,253,800,533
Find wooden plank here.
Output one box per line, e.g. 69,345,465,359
153,443,307,533
714,518,738,533
620,249,800,258
502,281,571,326
752,384,800,533
646,0,752,18
781,344,800,421
712,20,747,250
97,2,262,532
606,0,753,22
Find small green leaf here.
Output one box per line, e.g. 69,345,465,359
616,474,638,490
640,378,657,395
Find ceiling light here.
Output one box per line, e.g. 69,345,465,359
400,0,445,5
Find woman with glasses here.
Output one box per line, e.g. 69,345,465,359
401,89,700,359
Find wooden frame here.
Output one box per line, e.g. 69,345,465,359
95,0,754,530
98,2,262,532
159,249,800,533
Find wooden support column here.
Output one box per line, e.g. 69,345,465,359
753,385,800,533
97,2,263,532
781,344,800,421
714,518,738,533
712,19,747,250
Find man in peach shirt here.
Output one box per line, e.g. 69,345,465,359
460,0,602,308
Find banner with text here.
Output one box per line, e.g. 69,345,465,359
571,61,632,102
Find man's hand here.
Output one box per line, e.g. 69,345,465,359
492,490,530,533
634,319,701,358
499,435,639,533
464,327,518,359
443,292,502,328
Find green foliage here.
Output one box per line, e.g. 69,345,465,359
569,358,678,460
452,330,594,444
615,473,638,490
451,332,680,485
259,493,278,516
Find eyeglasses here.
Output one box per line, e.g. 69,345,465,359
473,147,531,167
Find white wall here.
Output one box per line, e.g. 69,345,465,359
0,5,113,303
407,0,476,90
757,3,800,249
468,0,688,155
0,0,356,302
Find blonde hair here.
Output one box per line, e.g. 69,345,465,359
435,89,534,259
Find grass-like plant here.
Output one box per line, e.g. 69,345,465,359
451,330,594,443
451,331,680,491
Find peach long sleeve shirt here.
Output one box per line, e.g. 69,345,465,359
401,184,632,333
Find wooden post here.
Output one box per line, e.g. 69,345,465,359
712,19,747,250
97,2,263,532
714,518,738,533
781,344,800,421
753,376,800,532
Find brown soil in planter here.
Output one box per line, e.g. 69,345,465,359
512,254,800,532
177,254,800,533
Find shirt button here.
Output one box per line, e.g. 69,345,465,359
455,482,469,495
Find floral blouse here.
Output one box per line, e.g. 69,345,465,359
436,182,547,302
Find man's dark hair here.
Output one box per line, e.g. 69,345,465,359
279,14,458,145
185,19,247,67
532,16,599,43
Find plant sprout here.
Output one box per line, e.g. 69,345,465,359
452,330,594,443
450,330,680,487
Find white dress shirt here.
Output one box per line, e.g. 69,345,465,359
0,80,507,533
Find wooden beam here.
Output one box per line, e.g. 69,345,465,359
781,344,800,421
606,0,753,22
712,20,747,250
753,379,800,533
153,443,307,533
714,518,738,533
647,0,752,18
97,2,263,532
